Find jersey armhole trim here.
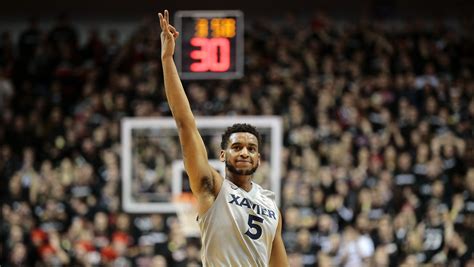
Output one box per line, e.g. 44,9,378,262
197,176,226,222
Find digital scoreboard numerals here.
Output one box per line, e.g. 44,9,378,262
210,18,236,38
190,18,234,72
175,10,244,80
190,38,230,72
195,18,236,38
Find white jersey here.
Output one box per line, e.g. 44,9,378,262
198,179,279,267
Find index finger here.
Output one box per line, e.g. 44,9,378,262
160,12,170,31
158,12,164,29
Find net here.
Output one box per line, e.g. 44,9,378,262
173,192,200,237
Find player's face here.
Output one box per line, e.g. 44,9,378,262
221,132,260,176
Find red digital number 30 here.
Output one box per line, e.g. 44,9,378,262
190,37,230,72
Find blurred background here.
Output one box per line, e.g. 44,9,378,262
0,0,473,266
2,0,474,18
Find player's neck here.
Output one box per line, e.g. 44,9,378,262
226,171,253,192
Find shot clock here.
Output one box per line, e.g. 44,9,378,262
174,10,244,80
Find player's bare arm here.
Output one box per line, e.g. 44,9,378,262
158,10,222,214
269,211,289,267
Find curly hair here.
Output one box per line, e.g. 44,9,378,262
220,123,262,150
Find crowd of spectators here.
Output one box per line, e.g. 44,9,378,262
0,12,473,266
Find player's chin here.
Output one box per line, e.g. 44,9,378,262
236,166,251,172
237,166,257,175
226,161,257,175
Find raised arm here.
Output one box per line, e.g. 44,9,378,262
158,10,222,213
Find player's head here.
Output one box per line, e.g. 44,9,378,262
220,123,262,176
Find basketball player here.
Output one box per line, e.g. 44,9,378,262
158,10,288,266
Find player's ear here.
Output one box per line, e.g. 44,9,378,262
219,150,225,162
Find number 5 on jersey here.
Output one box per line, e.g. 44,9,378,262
245,214,264,239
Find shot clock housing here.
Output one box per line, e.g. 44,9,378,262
174,10,244,80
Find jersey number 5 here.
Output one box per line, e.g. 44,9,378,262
245,214,264,239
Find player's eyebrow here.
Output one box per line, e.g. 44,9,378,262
231,142,257,147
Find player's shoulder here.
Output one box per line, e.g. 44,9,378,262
254,183,276,201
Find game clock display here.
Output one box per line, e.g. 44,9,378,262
175,10,244,80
